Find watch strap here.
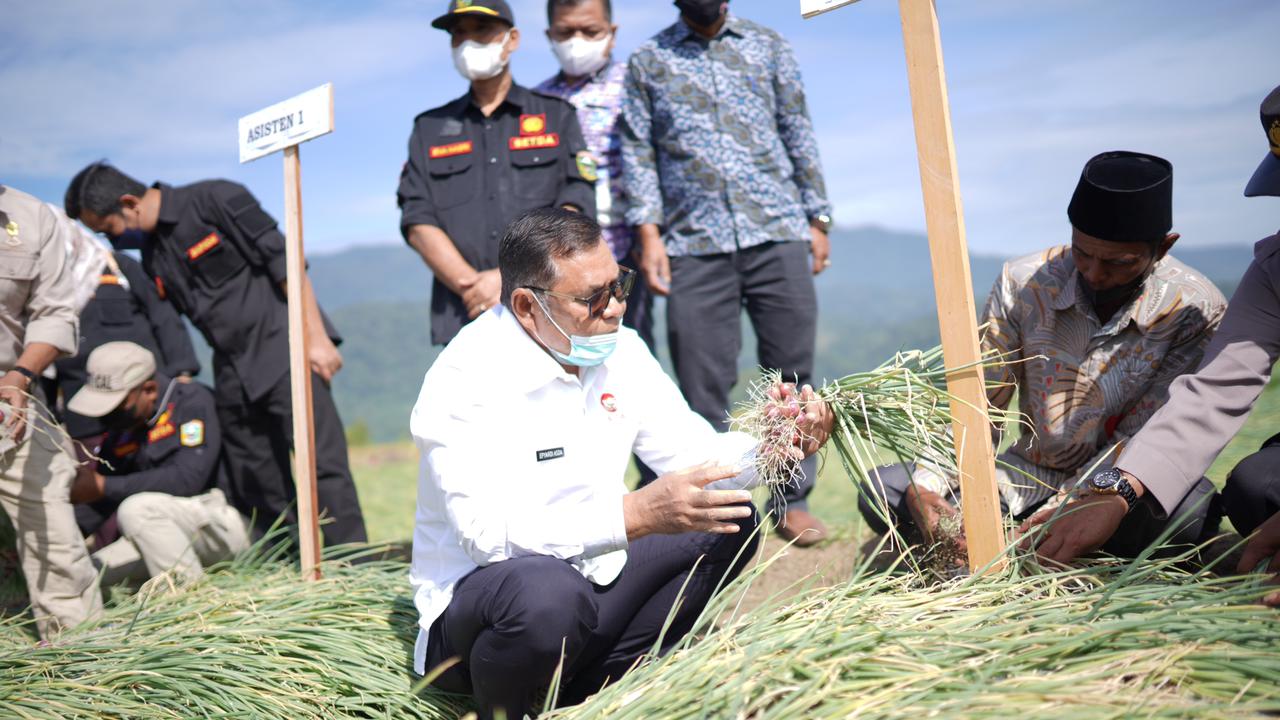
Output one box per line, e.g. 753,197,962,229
10,366,37,385
1114,475,1139,513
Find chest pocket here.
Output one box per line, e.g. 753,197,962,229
427,153,478,210
510,151,559,205
183,230,246,288
0,251,37,301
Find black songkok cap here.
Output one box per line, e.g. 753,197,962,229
1067,150,1173,244
1244,85,1280,198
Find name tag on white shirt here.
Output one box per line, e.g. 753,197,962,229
536,447,566,462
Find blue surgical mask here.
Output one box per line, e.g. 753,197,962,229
111,228,151,251
533,294,618,367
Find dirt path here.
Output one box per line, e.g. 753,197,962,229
734,534,863,615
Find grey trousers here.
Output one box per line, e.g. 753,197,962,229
858,462,1222,558
667,240,818,514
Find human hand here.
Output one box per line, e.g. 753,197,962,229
70,472,106,504
638,228,670,296
0,371,31,444
308,336,344,382
1015,494,1126,566
904,485,965,549
623,462,753,538
459,269,501,319
766,382,834,458
809,225,831,275
1238,511,1280,607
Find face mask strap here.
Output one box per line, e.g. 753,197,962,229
531,292,575,353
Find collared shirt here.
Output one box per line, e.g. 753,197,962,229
535,62,633,262
397,83,597,345
916,247,1226,516
1119,230,1280,515
408,306,758,674
55,252,200,438
620,15,832,257
0,186,80,370
98,378,224,505
143,181,339,403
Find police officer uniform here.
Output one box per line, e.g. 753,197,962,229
1117,85,1280,539
136,179,366,546
398,0,597,346
55,252,199,439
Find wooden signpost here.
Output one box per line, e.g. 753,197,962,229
238,83,335,580
802,0,1006,572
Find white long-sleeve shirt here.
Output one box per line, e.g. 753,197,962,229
409,306,758,674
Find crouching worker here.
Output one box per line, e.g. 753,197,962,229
65,341,249,584
410,208,833,719
859,151,1227,563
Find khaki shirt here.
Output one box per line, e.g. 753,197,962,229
0,186,80,370
1119,231,1280,515
917,246,1226,516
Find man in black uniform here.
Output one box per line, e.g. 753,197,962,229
399,0,596,345
63,163,367,547
56,251,199,441
65,342,247,584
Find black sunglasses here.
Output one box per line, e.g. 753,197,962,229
527,267,636,319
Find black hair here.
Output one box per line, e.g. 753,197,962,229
546,0,611,24
64,162,146,219
499,208,604,306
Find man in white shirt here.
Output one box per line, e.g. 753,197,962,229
409,208,832,719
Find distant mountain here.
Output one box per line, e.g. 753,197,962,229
294,227,1254,442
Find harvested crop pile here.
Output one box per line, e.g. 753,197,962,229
548,554,1280,718
4,547,1277,719
0,551,469,719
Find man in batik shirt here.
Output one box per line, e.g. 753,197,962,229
621,0,834,544
860,151,1227,561
536,0,652,349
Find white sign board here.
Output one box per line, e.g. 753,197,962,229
238,83,334,163
801,0,861,18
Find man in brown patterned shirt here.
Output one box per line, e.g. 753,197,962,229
859,151,1227,561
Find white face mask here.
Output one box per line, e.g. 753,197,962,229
551,34,611,78
453,30,511,81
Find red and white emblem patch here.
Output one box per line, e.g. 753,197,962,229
600,393,618,413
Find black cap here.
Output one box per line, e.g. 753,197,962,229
1244,85,1280,198
1067,151,1173,244
431,0,514,31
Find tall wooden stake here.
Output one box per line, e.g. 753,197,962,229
898,0,1006,572
283,145,322,580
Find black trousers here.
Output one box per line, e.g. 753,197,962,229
1223,435,1280,536
858,463,1221,558
216,369,367,547
425,508,760,720
666,240,818,514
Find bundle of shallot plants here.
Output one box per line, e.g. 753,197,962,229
733,344,1027,558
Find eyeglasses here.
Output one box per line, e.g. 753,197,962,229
527,267,635,319
548,27,612,43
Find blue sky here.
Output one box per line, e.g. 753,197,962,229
3,0,1276,257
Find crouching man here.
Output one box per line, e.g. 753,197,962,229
410,208,832,719
66,341,249,584
859,151,1227,562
